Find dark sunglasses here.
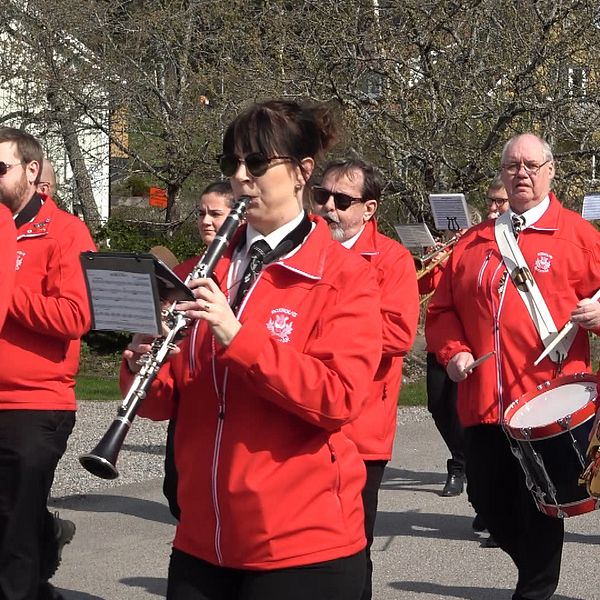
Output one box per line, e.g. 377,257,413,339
0,161,24,176
311,185,364,211
217,152,293,178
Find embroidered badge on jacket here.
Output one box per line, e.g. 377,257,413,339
534,252,552,273
266,308,296,343
15,250,26,271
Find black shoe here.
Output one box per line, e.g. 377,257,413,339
42,512,76,580
441,473,465,497
38,582,65,600
472,514,486,532
484,534,499,548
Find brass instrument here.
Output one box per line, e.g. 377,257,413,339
414,236,458,280
579,411,600,498
79,196,250,480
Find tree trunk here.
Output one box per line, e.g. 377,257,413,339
46,90,102,232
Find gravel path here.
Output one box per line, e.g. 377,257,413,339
52,403,430,498
52,401,168,498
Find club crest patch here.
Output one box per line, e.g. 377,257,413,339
534,252,552,273
266,308,297,343
15,250,26,271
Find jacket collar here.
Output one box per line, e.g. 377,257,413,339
215,214,335,285
475,192,561,242
16,194,56,238
348,218,380,257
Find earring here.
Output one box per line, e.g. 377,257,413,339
294,183,302,191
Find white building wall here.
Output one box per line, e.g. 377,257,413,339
0,31,110,221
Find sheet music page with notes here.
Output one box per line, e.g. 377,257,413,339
581,193,600,221
80,253,162,335
394,223,437,249
428,193,471,231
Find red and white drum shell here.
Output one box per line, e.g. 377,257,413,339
504,373,600,518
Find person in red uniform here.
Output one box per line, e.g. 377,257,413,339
122,100,383,600
426,133,600,600
0,203,16,331
0,128,95,600
312,157,418,600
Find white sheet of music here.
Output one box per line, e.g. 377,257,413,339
581,194,600,221
85,269,161,334
394,223,436,249
429,193,471,230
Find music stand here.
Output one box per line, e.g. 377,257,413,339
582,193,600,221
428,193,471,231
394,223,437,250
80,252,193,335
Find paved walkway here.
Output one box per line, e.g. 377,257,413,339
50,412,600,599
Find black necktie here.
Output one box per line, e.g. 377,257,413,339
512,214,525,238
231,239,271,313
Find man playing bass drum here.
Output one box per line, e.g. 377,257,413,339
426,133,600,600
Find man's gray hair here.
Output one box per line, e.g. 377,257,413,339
501,133,554,163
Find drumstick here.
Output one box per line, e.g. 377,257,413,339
464,351,495,374
533,288,600,366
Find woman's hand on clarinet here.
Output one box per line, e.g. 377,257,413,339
177,277,241,348
447,351,474,382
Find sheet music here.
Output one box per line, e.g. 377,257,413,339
582,193,600,221
394,223,436,249
428,193,470,230
85,269,161,334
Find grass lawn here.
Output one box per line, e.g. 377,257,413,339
75,375,121,401
76,373,429,406
399,379,427,406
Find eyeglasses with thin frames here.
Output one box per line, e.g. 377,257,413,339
501,160,550,176
0,161,24,176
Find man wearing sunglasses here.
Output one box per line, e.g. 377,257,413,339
0,204,15,331
313,158,419,600
0,128,95,600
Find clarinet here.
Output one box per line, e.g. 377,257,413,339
79,196,249,479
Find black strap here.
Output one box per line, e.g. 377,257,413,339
14,193,43,229
231,214,312,312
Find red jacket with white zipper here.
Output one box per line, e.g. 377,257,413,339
0,204,16,332
426,194,600,428
123,216,383,569
342,219,419,459
0,196,95,410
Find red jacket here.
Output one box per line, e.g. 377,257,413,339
342,219,419,459
125,216,383,569
0,204,16,331
426,194,600,427
0,196,95,410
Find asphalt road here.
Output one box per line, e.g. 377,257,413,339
49,410,600,600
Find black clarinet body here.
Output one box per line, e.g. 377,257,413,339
79,196,249,479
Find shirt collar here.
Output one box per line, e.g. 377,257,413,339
341,224,366,249
509,194,550,229
244,210,305,255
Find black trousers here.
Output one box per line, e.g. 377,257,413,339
360,460,387,600
426,353,465,475
163,418,180,520
464,425,564,600
167,548,366,600
0,409,75,600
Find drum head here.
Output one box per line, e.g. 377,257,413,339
505,374,597,437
